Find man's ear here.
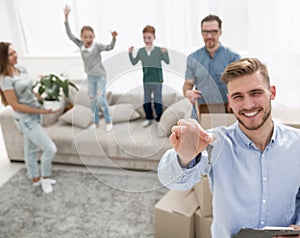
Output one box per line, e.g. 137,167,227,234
227,93,233,112
269,85,276,100
227,93,231,107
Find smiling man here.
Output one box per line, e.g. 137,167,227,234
183,15,240,119
158,58,300,238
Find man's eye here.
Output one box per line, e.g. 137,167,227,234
251,92,262,96
232,95,242,100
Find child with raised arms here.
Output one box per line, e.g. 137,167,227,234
64,5,117,131
129,25,169,127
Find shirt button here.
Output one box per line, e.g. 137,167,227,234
263,177,267,181
262,199,266,203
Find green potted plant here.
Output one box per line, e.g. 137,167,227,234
33,74,78,111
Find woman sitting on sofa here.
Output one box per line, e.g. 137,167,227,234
0,42,57,194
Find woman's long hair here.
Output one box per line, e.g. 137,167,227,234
0,42,13,77
0,42,12,106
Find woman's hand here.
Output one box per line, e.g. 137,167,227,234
40,108,60,114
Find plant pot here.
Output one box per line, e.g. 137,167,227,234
43,100,61,111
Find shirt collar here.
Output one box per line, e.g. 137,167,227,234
204,42,223,57
235,121,277,149
81,42,95,52
144,46,155,51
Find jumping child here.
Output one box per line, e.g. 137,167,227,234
64,5,117,131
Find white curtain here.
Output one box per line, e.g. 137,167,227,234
12,0,300,108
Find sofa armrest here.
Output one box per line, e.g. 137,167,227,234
0,107,24,160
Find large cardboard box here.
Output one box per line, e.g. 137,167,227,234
195,209,213,238
155,189,199,238
193,176,213,217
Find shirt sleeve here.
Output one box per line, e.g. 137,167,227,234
0,76,14,91
64,21,82,47
97,38,116,52
160,48,170,64
129,49,141,65
157,148,210,191
185,55,195,82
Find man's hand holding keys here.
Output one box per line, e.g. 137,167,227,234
170,118,215,168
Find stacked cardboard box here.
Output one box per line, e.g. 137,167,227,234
195,210,213,238
155,176,213,238
193,176,213,238
193,176,213,217
155,189,199,238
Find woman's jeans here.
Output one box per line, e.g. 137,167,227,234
14,114,57,179
87,75,111,123
143,83,163,121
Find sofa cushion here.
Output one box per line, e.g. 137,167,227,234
157,98,192,137
59,104,92,128
74,120,172,160
45,121,83,155
109,103,140,123
116,90,177,118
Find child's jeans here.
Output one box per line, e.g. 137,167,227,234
87,75,111,124
143,83,163,121
14,114,57,179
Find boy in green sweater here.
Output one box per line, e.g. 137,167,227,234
129,25,170,127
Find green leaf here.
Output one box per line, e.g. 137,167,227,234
38,87,45,96
33,73,78,101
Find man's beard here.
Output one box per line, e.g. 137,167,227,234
235,104,272,131
205,39,216,49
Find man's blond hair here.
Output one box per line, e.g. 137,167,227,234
221,58,270,88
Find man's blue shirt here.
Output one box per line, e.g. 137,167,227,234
158,122,300,238
185,44,240,104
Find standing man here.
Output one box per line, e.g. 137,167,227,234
184,15,240,119
158,58,300,238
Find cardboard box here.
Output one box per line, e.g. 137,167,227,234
193,176,213,217
195,209,213,238
201,113,236,129
155,189,199,238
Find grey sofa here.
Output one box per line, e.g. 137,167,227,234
0,85,192,171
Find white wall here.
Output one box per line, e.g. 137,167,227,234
19,56,85,80
0,0,23,52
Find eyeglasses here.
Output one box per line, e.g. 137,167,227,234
201,29,220,36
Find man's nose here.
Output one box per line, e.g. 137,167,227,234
242,96,255,109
